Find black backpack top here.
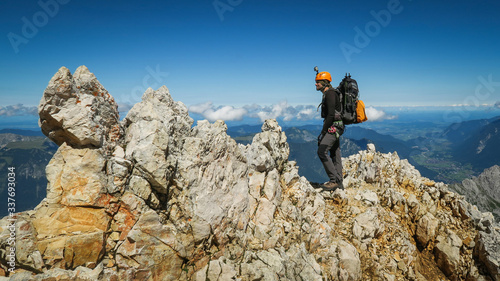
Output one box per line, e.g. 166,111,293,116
337,73,359,125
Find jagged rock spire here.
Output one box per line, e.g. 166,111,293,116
0,66,498,281
38,66,120,149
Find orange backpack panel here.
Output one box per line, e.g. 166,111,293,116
356,100,368,123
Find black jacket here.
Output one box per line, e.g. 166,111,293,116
321,88,342,134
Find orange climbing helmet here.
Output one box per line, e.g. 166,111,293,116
314,66,332,82
315,71,332,82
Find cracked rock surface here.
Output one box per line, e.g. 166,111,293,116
0,66,499,281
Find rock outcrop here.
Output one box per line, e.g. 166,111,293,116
38,66,121,149
451,165,500,223
0,66,499,280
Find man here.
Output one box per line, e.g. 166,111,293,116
315,71,344,191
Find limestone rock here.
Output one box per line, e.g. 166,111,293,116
474,229,500,281
38,66,120,148
336,240,362,281
416,213,439,247
116,210,185,281
32,205,110,269
2,67,500,281
434,230,462,279
123,86,193,193
451,165,500,222
45,143,107,206
353,207,384,241
367,143,376,153
245,119,289,173
5,218,43,273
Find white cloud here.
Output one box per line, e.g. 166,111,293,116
365,106,397,122
189,102,247,122
117,102,134,114
189,101,214,114
297,107,317,120
249,101,320,122
204,106,248,122
243,103,262,112
255,101,293,121
189,100,322,123
0,104,37,116
495,101,500,109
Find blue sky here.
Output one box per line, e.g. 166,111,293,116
1,0,500,124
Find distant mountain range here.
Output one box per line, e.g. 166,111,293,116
0,130,57,217
445,116,500,172
0,128,45,137
443,118,493,142
0,129,45,148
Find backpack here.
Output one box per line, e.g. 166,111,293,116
337,73,368,125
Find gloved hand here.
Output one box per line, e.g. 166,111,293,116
328,126,337,134
317,132,325,146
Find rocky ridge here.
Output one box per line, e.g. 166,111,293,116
0,66,498,280
450,165,500,223
0,135,40,149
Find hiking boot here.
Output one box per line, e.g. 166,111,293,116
322,181,343,191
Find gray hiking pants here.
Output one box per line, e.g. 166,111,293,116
317,133,343,183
